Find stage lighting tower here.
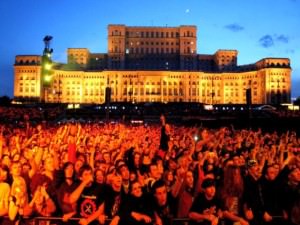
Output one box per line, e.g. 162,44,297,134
41,35,53,102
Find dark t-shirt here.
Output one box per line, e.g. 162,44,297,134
103,185,125,218
243,175,264,218
57,180,78,214
189,193,221,225
76,182,105,218
120,194,154,225
151,192,177,225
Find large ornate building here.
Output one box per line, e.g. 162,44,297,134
14,24,291,104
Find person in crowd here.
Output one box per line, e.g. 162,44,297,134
98,173,126,225
159,114,171,159
259,163,286,225
144,161,162,190
162,170,175,193
95,168,106,185
27,184,56,217
30,155,60,216
0,165,10,218
243,159,264,225
128,151,143,175
220,165,248,225
8,176,32,222
282,167,300,225
115,160,131,195
120,179,154,225
74,158,85,180
151,179,177,225
10,161,22,181
174,169,197,219
69,164,105,225
189,178,222,225
56,162,78,222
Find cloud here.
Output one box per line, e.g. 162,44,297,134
285,49,295,54
259,35,274,48
276,34,289,43
258,34,290,48
224,23,244,32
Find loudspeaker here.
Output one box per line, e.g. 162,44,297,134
105,87,111,104
246,88,252,105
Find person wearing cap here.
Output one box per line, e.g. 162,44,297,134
116,160,130,195
189,178,222,225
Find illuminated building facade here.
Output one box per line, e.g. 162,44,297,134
14,24,291,104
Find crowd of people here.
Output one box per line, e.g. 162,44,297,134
0,113,299,225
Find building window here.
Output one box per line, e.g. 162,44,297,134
192,88,196,96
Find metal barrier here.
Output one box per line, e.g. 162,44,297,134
4,216,191,225
5,215,280,225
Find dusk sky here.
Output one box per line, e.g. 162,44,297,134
1,0,299,99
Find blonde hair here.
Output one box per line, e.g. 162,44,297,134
11,176,28,206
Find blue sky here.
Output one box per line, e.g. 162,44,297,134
1,0,299,98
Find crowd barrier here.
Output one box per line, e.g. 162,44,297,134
4,216,192,225
4,215,286,225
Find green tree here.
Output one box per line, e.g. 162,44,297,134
294,97,300,106
0,96,11,106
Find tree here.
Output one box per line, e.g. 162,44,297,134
294,97,300,106
0,96,11,106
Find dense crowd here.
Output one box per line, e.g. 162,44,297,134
0,114,299,225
